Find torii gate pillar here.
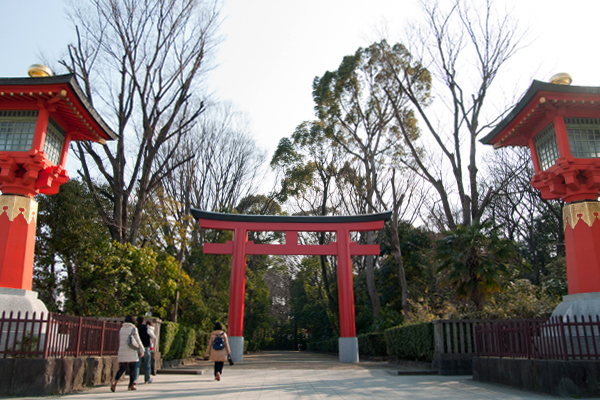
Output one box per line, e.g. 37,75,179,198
192,210,391,363
228,227,248,358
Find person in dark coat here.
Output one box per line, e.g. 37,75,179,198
204,322,231,381
111,315,143,392
134,316,155,384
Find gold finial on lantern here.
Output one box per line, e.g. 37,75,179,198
27,64,53,78
550,72,572,85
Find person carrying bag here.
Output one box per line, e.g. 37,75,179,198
111,315,144,392
205,322,232,381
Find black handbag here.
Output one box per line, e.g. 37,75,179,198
228,354,234,366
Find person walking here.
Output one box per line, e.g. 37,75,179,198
133,316,155,384
146,320,155,351
111,315,144,392
204,322,231,381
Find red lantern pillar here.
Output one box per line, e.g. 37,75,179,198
0,69,116,315
563,203,600,294
0,196,37,290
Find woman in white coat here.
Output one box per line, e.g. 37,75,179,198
111,315,144,392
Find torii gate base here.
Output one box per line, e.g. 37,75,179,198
192,210,391,363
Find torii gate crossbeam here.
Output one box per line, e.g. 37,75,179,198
191,209,392,363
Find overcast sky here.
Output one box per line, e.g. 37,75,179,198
1,0,599,159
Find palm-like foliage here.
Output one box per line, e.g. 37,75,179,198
436,221,517,310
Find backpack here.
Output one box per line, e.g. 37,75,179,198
212,332,225,351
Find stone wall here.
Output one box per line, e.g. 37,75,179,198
0,351,162,396
0,352,162,396
473,357,600,398
433,353,473,375
0,356,118,396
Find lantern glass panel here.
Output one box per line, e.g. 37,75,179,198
566,118,600,158
534,123,559,171
43,117,66,165
0,110,38,152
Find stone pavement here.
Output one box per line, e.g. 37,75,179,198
8,351,559,399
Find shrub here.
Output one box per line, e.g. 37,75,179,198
385,322,434,361
179,326,196,359
245,340,259,352
195,330,211,356
307,338,338,353
160,321,179,360
358,332,387,357
483,279,560,319
161,322,197,361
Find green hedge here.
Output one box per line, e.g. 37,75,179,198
160,321,178,360
245,339,259,352
161,321,434,362
180,326,197,359
385,322,434,361
307,324,432,360
357,332,387,357
307,338,338,353
160,322,197,361
195,330,211,356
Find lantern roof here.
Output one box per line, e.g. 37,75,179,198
0,74,117,143
481,80,600,148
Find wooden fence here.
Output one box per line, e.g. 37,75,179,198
0,311,121,358
475,315,600,360
432,319,486,374
433,319,485,356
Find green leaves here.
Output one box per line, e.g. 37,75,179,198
385,322,434,362
289,256,337,340
35,179,111,313
34,179,182,318
73,241,180,318
435,221,518,310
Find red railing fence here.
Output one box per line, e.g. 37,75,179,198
0,311,121,359
475,315,600,360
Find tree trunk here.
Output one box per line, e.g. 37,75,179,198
365,231,381,319
388,222,409,314
172,288,180,323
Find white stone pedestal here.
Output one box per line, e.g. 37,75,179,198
339,337,359,363
0,287,48,316
229,336,244,362
548,292,600,358
551,292,600,320
0,288,49,353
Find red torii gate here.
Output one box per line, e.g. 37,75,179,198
191,209,392,363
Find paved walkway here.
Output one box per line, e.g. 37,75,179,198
10,351,558,399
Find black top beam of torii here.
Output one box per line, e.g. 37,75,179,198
190,209,392,225
190,209,392,256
